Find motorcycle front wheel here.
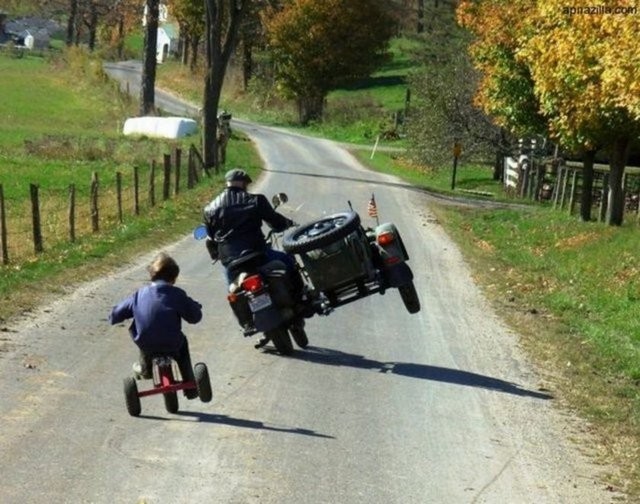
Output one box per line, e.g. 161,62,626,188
266,327,294,355
289,325,309,349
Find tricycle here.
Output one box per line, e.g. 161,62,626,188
123,357,212,417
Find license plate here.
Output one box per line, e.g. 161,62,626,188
249,293,272,312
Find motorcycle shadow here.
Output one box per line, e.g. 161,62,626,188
294,346,553,400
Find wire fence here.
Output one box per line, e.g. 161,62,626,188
0,144,210,265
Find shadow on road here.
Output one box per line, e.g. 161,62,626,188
144,411,335,438
263,168,519,209
294,346,553,400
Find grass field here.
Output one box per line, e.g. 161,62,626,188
0,49,261,322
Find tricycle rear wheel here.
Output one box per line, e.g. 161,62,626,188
398,281,421,314
123,377,141,417
194,362,213,403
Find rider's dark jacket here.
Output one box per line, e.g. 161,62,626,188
203,186,293,266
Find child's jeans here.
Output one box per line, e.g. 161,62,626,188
138,336,195,385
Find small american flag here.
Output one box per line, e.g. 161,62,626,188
368,193,379,223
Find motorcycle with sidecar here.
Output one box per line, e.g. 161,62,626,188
194,193,420,355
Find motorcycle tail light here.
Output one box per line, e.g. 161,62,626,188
242,275,263,293
377,231,395,246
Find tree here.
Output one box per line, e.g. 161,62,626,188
201,0,246,170
172,0,205,71
516,0,640,225
407,1,512,173
456,0,547,138
140,0,159,116
263,0,396,124
458,0,640,225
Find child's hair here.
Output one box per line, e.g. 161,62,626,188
148,252,180,283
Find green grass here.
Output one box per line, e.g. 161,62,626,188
0,49,262,321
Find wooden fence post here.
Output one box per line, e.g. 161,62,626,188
0,184,8,264
116,172,123,224
30,183,43,253
568,170,579,215
163,154,171,200
599,173,609,222
560,168,571,210
553,166,564,209
187,149,194,189
68,184,76,242
174,148,181,196
149,161,156,207
90,172,99,233
534,162,545,201
133,166,140,215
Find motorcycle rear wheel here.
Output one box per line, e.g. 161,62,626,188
266,327,294,355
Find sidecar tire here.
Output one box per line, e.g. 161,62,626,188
194,362,213,403
266,327,294,355
164,391,179,414
123,377,141,417
398,281,421,314
283,211,360,254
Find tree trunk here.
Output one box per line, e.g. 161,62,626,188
579,149,596,222
297,95,324,125
605,137,630,226
180,32,189,66
189,35,200,71
66,0,77,47
417,0,424,34
116,16,125,59
87,6,98,52
140,0,159,116
242,40,253,90
202,0,245,171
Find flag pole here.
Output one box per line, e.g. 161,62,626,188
368,193,380,226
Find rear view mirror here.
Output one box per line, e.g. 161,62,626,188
272,193,288,208
193,225,208,240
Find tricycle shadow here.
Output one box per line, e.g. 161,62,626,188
138,411,333,438
294,346,553,400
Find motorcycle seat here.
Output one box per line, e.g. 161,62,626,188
227,252,264,269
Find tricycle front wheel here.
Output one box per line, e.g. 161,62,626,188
164,391,179,413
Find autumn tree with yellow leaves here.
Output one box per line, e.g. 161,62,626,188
458,0,640,225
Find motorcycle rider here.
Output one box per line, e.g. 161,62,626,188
202,168,298,282
202,168,307,345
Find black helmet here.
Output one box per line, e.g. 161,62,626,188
225,168,252,184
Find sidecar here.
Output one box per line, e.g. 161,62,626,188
282,211,420,314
